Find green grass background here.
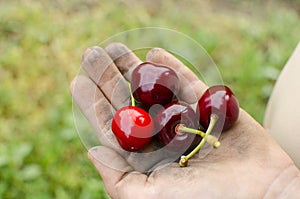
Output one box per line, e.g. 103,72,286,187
1,0,299,198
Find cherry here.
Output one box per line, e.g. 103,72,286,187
196,85,239,132
154,101,201,153
131,62,179,109
112,106,154,152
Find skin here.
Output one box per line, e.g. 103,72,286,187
70,43,300,199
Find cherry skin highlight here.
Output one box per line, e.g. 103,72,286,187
154,101,201,152
197,85,239,132
112,106,154,152
131,62,179,109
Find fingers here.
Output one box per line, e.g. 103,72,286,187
105,42,142,81
88,146,148,199
146,48,207,104
76,44,179,172
81,46,130,110
70,75,118,148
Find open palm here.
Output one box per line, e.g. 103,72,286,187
70,43,299,199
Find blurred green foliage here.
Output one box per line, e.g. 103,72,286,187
0,0,299,198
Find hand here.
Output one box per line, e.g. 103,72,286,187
70,43,300,199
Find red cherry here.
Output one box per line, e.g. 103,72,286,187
154,101,201,153
131,62,179,109
112,106,154,152
197,85,239,132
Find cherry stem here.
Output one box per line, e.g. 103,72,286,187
127,82,136,107
175,124,220,148
179,114,219,167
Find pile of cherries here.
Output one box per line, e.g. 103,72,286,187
111,62,239,167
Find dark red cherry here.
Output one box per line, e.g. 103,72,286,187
197,85,239,132
112,106,154,152
154,101,201,152
131,62,179,109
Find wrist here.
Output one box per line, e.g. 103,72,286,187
264,164,300,198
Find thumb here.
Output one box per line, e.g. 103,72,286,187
88,146,148,199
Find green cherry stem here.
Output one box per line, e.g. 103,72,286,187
179,114,219,167
127,82,136,107
175,124,220,148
